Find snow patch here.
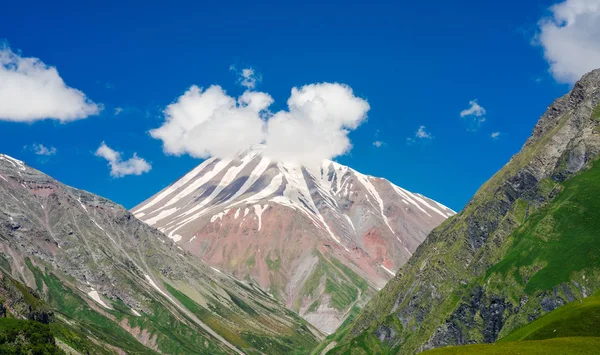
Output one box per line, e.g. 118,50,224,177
131,308,142,317
253,204,268,231
88,290,111,309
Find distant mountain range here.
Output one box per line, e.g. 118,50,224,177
132,149,453,333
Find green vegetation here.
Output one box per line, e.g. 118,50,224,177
297,251,368,313
265,252,281,271
419,295,600,354
421,337,600,355
592,103,600,121
502,295,600,342
486,160,600,294
165,283,319,354
0,318,65,354
246,254,256,268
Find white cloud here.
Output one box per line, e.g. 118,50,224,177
230,66,261,89
373,140,385,148
150,85,269,159
491,132,501,139
415,125,433,139
460,100,486,118
32,143,57,156
537,0,600,84
151,82,369,167
407,125,433,145
95,142,152,178
263,83,369,166
0,46,100,122
460,100,486,130
114,107,124,115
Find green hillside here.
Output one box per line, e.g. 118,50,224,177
422,294,600,354
325,69,600,354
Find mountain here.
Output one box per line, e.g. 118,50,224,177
323,68,600,354
0,153,321,354
132,150,454,333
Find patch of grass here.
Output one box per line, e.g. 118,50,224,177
246,254,256,268
592,103,600,121
501,295,600,342
0,254,11,273
265,252,281,271
421,337,600,355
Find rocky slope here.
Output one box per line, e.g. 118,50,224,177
0,153,322,354
324,68,600,354
132,150,454,333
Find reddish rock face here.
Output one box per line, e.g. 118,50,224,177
132,149,454,333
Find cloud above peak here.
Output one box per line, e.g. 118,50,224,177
150,81,370,166
537,0,600,84
0,46,100,122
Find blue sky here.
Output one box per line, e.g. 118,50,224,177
1,0,598,211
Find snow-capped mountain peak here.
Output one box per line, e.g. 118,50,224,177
132,149,454,333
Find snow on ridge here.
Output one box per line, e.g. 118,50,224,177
0,174,8,182
135,157,217,214
162,158,231,210
390,183,432,217
409,193,450,219
0,154,26,170
225,155,271,203
353,170,396,234
145,207,179,225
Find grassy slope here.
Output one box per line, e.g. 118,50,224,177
403,158,600,355
501,294,600,342
326,110,600,353
421,337,600,355
422,294,600,354
485,160,600,295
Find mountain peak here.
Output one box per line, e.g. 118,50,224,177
132,152,453,333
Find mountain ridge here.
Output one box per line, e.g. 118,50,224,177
324,68,600,353
132,149,454,333
0,153,322,354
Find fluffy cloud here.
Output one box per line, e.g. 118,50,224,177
0,46,100,122
537,0,600,84
95,142,152,178
114,107,124,115
150,85,269,159
407,125,433,145
373,140,385,148
460,100,486,130
151,82,369,166
32,144,57,156
263,83,369,165
491,132,501,139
